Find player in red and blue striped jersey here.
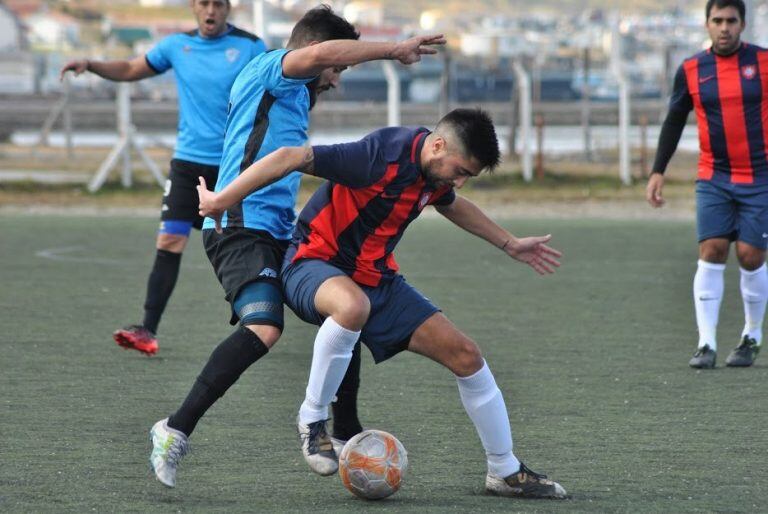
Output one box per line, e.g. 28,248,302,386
199,109,567,499
647,0,766,368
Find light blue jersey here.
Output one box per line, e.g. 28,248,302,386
145,25,266,166
205,49,315,239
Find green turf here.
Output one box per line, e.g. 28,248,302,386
1,214,766,513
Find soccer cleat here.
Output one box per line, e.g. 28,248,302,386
149,418,189,488
485,463,567,499
689,345,716,369
330,436,347,456
725,336,760,367
297,417,338,476
113,325,158,356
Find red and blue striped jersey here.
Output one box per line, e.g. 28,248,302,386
670,43,768,184
292,126,455,287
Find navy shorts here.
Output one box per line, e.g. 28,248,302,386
281,248,440,363
696,180,768,250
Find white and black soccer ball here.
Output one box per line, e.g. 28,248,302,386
338,429,408,500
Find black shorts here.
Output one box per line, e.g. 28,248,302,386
203,227,289,324
161,159,219,229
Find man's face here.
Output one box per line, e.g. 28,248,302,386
707,5,744,55
192,0,230,38
423,137,483,189
306,65,346,110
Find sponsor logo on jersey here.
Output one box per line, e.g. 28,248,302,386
259,267,278,278
742,65,757,80
225,48,240,63
418,192,432,210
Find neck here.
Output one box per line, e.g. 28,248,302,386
713,41,742,56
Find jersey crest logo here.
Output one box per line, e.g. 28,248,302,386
225,48,240,63
258,267,277,278
418,192,432,210
741,65,756,80
182,45,191,53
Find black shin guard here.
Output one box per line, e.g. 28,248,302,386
142,249,182,334
168,326,269,436
331,340,363,440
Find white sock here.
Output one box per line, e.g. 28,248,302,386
740,263,768,345
456,360,520,478
693,260,725,351
299,317,361,425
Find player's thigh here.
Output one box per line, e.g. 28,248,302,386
407,312,483,377
203,227,288,328
357,276,440,364
161,159,219,230
281,251,349,327
733,184,768,262
696,180,738,247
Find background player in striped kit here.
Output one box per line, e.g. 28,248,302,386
61,0,266,356
647,0,767,368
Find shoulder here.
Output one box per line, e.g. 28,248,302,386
227,26,262,44
365,126,426,162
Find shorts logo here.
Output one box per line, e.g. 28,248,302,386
259,267,277,278
741,65,756,80
226,48,240,63
418,192,432,210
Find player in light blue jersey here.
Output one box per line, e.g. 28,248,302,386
61,0,265,356
147,5,445,488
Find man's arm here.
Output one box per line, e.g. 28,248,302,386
646,64,692,208
197,146,315,231
435,195,561,275
281,34,445,78
60,55,156,82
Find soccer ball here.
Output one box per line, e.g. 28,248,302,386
338,429,408,500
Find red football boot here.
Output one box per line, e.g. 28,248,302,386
113,325,158,356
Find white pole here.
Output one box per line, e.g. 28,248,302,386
252,0,265,38
512,60,532,182
381,61,400,127
118,83,132,188
612,12,631,185
618,75,631,185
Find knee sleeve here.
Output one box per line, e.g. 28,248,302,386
233,280,284,329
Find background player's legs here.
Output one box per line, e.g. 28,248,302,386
142,230,189,334
690,238,729,368
727,242,767,366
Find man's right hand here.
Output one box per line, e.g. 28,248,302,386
646,172,665,208
59,60,89,81
197,176,224,233
391,34,446,65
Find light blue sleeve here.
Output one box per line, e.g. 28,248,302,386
257,49,315,97
145,35,174,74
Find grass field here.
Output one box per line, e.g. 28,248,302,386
1,213,766,513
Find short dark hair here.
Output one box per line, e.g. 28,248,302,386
435,108,501,172
706,0,745,21
287,4,359,48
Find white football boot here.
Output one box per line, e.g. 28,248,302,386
297,416,338,476
149,418,189,487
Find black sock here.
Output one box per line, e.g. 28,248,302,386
168,326,269,436
142,249,182,334
332,340,363,440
